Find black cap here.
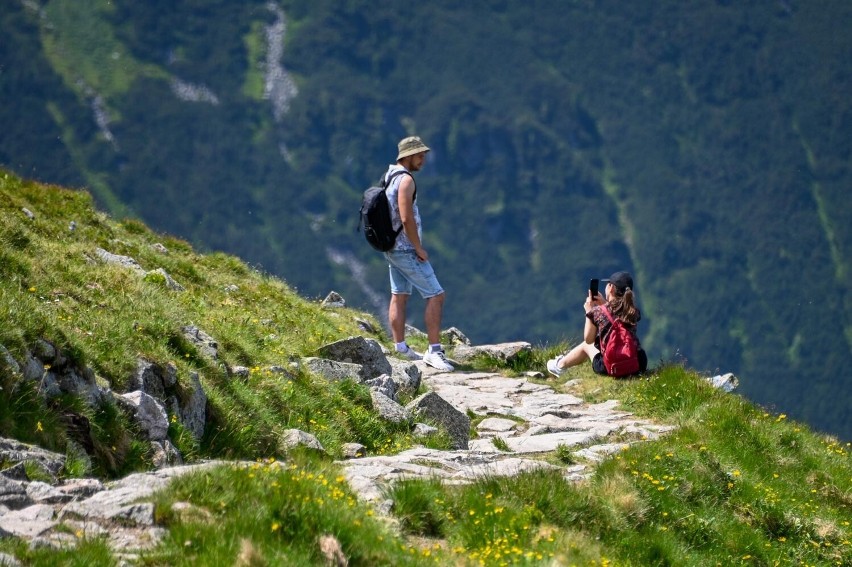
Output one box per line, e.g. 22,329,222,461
601,271,634,292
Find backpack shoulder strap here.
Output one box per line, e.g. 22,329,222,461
383,169,416,201
599,306,617,347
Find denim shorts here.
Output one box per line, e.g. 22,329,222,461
385,249,444,299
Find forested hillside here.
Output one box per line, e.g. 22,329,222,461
1,0,850,439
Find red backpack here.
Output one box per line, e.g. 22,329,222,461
600,307,640,377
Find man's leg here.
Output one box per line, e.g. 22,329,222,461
389,293,409,343
424,292,445,345
422,292,453,371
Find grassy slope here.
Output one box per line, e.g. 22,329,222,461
1,171,850,565
0,168,442,477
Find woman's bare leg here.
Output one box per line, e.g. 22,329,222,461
558,341,599,369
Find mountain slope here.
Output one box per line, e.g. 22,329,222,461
0,0,850,439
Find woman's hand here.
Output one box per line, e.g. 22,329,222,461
585,291,604,313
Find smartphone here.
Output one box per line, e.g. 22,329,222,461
589,278,599,300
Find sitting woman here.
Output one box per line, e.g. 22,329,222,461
547,271,647,378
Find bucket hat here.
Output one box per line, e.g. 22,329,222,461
397,136,430,160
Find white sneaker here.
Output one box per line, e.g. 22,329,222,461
396,346,422,361
423,349,454,372
546,355,564,378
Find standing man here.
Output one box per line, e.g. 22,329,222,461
383,136,454,371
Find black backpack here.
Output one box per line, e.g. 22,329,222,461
358,170,415,252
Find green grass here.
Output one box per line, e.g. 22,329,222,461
1,170,850,566
142,457,452,566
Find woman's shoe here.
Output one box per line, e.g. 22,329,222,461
546,355,564,378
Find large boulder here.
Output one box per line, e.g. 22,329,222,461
406,392,470,450
316,336,391,380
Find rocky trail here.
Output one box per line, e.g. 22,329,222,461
343,362,674,511
0,341,675,562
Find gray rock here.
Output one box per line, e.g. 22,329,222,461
117,391,169,441
60,463,222,526
0,345,20,373
178,371,207,441
387,359,421,396
127,359,172,399
181,325,218,360
0,463,28,481
33,339,63,367
151,440,183,469
0,504,56,538
0,476,29,510
320,291,345,308
341,443,367,459
404,324,427,340
574,443,632,463
406,392,470,450
229,365,250,379
356,319,376,334
316,336,391,380
302,357,362,382
266,365,291,376
55,367,105,407
0,552,22,566
442,327,471,346
146,268,184,291
452,342,532,364
470,430,599,454
477,417,518,434
0,438,65,478
21,354,44,382
413,423,438,437
25,482,71,504
278,429,326,455
36,372,62,399
95,248,145,275
0,462,223,552
57,478,105,499
706,372,739,392
370,391,409,424
171,501,214,523
365,374,398,401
